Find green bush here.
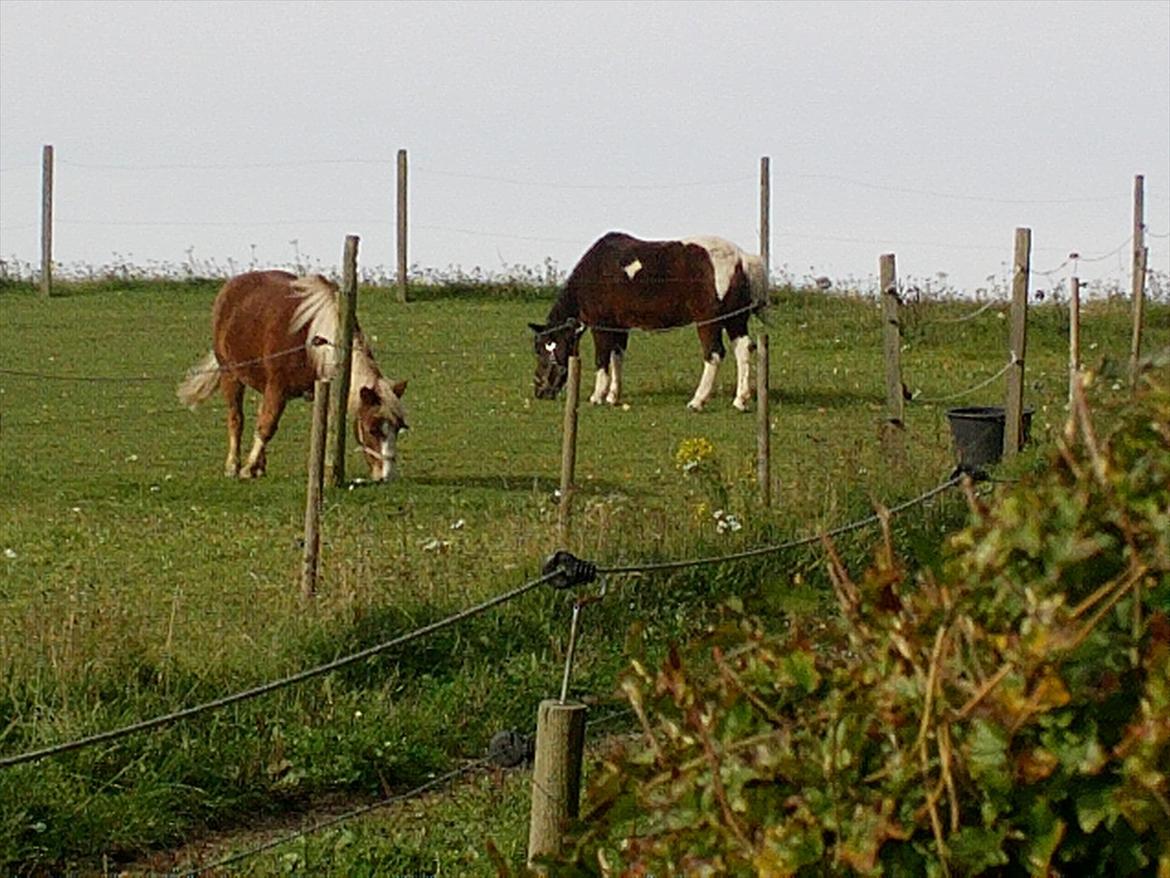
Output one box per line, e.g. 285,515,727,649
560,372,1169,876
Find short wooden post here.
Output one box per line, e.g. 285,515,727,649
756,334,771,507
396,148,409,304
328,235,360,487
880,254,903,426
40,145,53,298
1065,274,1081,442
527,699,587,871
557,356,582,545
1003,228,1031,459
301,379,330,599
1129,174,1146,389
759,156,770,278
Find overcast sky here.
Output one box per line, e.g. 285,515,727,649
1,0,1167,294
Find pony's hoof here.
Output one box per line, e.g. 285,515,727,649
686,400,705,412
588,395,605,406
733,399,751,413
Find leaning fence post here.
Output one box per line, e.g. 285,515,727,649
527,698,588,872
40,144,54,298
1066,274,1081,442
1003,227,1031,459
1129,174,1146,390
302,379,330,599
756,334,771,507
328,235,359,487
396,148,409,304
880,254,903,426
557,356,582,545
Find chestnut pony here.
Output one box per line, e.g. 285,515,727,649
178,270,407,480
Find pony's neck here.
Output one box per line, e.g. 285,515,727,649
547,284,579,326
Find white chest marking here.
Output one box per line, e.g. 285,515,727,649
623,259,643,280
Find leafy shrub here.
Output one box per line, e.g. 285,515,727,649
559,373,1169,876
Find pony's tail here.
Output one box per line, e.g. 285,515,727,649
177,351,221,409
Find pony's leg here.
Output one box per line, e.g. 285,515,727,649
589,330,613,405
242,386,287,478
729,332,754,412
687,324,726,411
605,331,629,405
221,375,245,477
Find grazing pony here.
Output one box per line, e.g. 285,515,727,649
528,232,767,411
178,270,407,480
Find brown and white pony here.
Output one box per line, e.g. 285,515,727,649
178,270,407,480
528,232,767,411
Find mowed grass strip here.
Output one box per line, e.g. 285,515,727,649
0,279,1160,872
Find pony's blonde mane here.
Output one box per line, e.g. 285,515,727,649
288,274,398,413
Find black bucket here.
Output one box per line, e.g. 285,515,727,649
946,406,1033,469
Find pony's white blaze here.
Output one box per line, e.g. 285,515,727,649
623,259,643,279
378,434,397,481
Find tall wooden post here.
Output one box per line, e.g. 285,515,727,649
396,148,408,304
756,334,771,507
1066,274,1081,442
526,699,587,872
329,236,359,487
1003,228,1031,459
40,145,54,298
759,156,770,280
880,254,903,426
557,356,582,546
1129,174,1147,388
302,379,331,599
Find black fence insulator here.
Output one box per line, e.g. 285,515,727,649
950,464,990,483
488,729,535,767
543,551,598,590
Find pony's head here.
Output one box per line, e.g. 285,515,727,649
528,319,586,400
353,378,408,481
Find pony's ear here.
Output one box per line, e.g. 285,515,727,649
359,385,382,407
528,322,546,334
574,322,587,337
391,379,407,398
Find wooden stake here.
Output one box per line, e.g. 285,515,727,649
40,145,53,298
557,356,582,546
301,379,330,599
1003,228,1031,459
1066,274,1080,443
1129,174,1146,389
880,254,903,426
759,156,770,278
526,699,587,872
396,148,408,304
329,236,359,487
756,334,771,507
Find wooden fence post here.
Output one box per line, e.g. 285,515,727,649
1066,274,1081,442
880,254,903,426
527,698,587,872
329,236,359,487
557,356,582,545
302,379,330,599
1129,174,1146,389
40,145,53,298
759,156,770,278
1003,228,1031,459
756,334,771,507
397,148,409,304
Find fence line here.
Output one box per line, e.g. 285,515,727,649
0,569,561,769
908,356,1017,405
0,473,962,770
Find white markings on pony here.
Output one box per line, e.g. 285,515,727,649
623,259,643,279
682,236,741,300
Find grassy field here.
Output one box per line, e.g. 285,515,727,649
0,277,1163,875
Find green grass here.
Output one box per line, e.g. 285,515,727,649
0,279,1164,875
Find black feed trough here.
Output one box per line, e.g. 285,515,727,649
946,406,1034,469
